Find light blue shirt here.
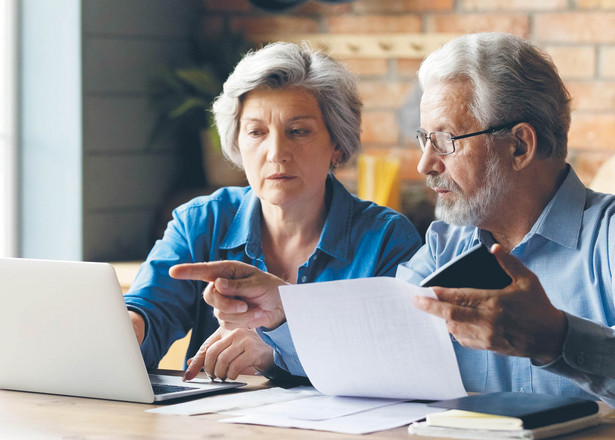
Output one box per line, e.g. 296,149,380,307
397,166,615,406
124,174,422,369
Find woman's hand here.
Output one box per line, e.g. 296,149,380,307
182,327,274,382
128,311,145,345
170,260,288,330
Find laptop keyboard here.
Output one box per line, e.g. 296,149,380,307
151,383,199,395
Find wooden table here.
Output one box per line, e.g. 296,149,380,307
2,374,615,439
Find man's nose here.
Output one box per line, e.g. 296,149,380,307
417,142,445,176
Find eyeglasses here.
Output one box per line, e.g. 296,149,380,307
416,122,520,156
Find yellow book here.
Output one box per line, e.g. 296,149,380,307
427,409,524,430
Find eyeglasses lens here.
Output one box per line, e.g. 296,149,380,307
416,131,455,155
433,132,453,154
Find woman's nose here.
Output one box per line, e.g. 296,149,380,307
266,131,291,163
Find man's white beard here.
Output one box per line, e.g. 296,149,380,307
427,149,511,227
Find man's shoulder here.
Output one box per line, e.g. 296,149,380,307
585,187,615,214
426,221,476,247
422,221,479,261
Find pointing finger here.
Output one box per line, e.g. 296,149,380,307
170,260,259,283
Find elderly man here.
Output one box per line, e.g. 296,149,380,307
172,33,615,406
397,32,614,406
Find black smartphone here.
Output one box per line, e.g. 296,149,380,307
420,243,512,289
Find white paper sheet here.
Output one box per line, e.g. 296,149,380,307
146,386,319,416
221,401,445,435
279,277,467,400
223,394,404,420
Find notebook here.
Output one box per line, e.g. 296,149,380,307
408,392,601,439
0,257,245,403
427,392,600,429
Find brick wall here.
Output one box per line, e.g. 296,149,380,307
201,0,615,231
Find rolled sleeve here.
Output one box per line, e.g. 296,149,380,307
257,324,306,377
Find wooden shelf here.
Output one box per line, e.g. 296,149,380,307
248,33,460,58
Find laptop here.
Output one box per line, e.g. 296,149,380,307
0,257,246,403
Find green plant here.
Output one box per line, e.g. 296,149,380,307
150,31,251,148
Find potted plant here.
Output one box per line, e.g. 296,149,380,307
151,31,251,188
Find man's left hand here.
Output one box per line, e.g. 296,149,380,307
413,244,568,364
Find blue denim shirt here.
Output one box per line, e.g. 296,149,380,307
124,174,421,370
397,166,615,406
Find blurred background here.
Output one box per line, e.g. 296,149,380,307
2,0,614,264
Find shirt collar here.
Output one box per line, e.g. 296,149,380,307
220,189,262,258
476,165,585,250
219,174,353,262
532,165,585,249
317,174,353,262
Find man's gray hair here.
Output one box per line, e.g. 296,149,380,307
212,42,362,168
418,32,571,160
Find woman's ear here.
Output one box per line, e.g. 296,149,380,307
331,147,343,168
510,123,537,171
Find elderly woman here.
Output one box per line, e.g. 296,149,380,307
125,42,421,382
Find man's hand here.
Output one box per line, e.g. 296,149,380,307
169,260,287,330
413,244,568,364
182,327,274,381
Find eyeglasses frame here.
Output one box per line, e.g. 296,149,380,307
416,122,522,156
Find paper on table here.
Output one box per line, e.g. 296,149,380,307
279,277,466,400
146,386,319,416
223,394,405,420
221,401,445,435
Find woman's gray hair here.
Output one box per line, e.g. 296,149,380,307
418,32,571,160
212,42,362,168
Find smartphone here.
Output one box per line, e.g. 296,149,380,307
420,243,512,289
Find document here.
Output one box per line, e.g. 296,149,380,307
279,277,466,400
221,401,444,435
146,386,318,416
222,394,405,420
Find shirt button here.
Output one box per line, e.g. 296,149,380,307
519,388,526,393
300,275,308,283
576,353,585,366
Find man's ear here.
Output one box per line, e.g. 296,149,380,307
510,123,537,171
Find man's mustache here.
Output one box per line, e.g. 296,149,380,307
426,175,461,193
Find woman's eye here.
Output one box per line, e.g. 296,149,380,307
289,128,310,136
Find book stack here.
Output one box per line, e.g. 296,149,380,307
408,392,601,440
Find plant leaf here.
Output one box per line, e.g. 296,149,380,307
176,68,220,95
169,97,207,119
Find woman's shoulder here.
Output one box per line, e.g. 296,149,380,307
173,186,252,216
346,192,414,231
330,176,410,224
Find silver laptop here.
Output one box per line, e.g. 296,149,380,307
0,257,245,403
